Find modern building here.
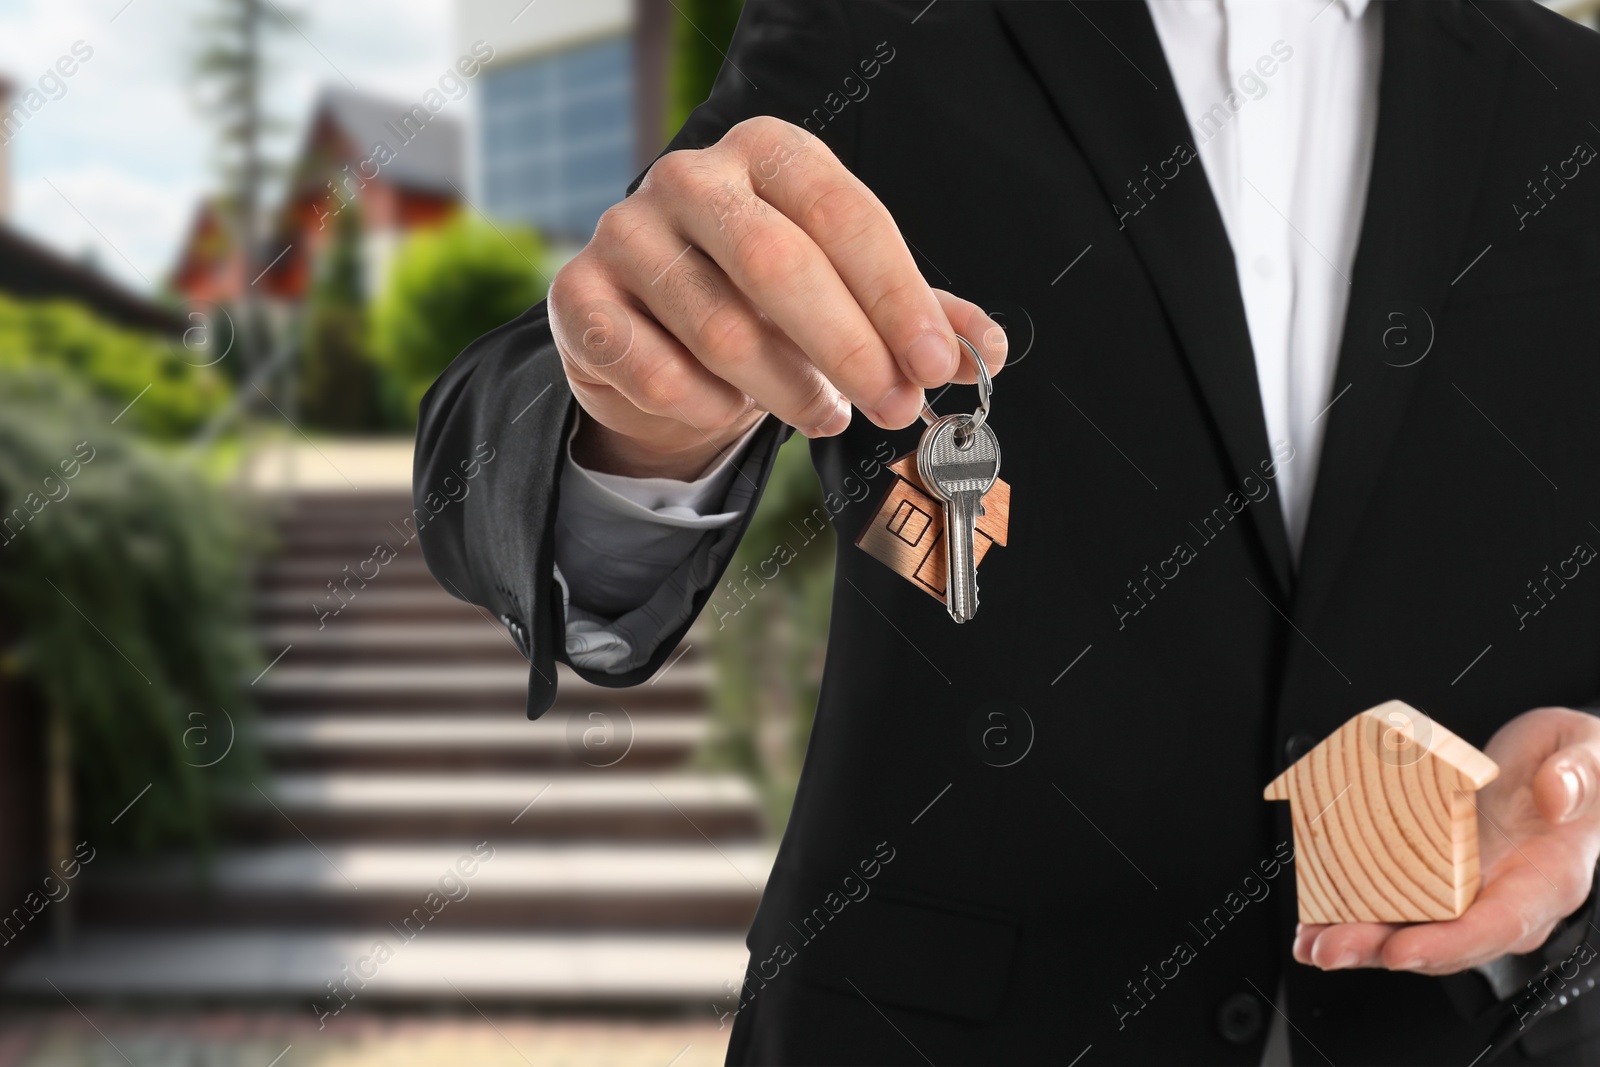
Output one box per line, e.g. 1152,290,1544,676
455,0,671,248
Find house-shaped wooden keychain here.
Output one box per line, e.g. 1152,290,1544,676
855,453,1010,604
1264,700,1500,923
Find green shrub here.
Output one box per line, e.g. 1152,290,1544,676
0,293,232,441
370,213,548,421
299,206,387,431
704,433,832,834
0,366,261,854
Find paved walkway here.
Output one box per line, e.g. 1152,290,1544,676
0,1011,733,1067
239,437,417,492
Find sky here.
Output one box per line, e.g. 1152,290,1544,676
0,0,456,294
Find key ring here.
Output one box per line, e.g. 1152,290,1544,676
918,334,992,444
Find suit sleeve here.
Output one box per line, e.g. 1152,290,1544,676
1443,703,1600,1057
413,0,859,719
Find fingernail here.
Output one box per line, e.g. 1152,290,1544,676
871,381,924,427
983,323,1009,361
807,396,852,438
1396,957,1426,971
907,333,956,384
1561,766,1584,821
1328,949,1359,970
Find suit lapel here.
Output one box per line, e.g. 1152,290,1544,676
1290,1,1510,637
994,1,1296,597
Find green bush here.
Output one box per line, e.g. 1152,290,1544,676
299,206,388,431
0,366,261,854
370,213,548,421
704,433,832,834
0,293,232,441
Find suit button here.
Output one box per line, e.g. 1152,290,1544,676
1284,731,1317,764
1216,991,1265,1044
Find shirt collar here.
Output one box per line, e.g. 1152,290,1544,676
1335,0,1372,20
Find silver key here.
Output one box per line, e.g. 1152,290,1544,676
917,413,1002,623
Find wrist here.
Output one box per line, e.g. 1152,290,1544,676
570,410,746,480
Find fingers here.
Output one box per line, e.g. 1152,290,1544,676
592,207,853,438
1533,736,1600,825
550,259,768,473
667,152,925,429
1378,869,1550,972
740,127,960,389
1292,923,1320,964
1296,922,1401,970
934,289,1008,382
559,114,1012,470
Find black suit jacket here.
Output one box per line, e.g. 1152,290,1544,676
416,2,1600,1062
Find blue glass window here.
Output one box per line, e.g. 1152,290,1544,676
480,36,634,241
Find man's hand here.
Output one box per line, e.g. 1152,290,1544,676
1294,706,1600,974
547,115,1007,480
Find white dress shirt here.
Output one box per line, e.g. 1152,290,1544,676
1148,0,1382,559
556,0,1383,654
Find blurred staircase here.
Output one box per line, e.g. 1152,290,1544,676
4,486,768,1007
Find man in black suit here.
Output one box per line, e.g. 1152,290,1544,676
415,2,1600,1062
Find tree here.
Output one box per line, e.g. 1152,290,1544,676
190,0,291,380
298,206,384,431
369,214,547,420
667,0,745,136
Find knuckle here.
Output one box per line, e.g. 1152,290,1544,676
832,331,891,391
727,115,792,153
632,357,688,415
696,305,761,368
799,181,876,240
791,377,839,429
593,200,649,252
702,394,755,435
736,228,806,290
640,149,706,198
863,272,931,331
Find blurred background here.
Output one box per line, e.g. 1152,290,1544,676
0,0,839,1063
5,1,1600,1064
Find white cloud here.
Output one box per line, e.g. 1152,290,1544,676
0,0,455,293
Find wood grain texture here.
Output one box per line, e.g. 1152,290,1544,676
1264,701,1499,923
853,452,1010,604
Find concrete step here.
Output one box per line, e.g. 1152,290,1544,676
0,930,750,1003
78,843,771,929
253,662,714,712
256,587,485,624
256,713,707,771
257,555,439,592
234,773,763,842
281,490,414,515
274,520,428,552
255,623,528,665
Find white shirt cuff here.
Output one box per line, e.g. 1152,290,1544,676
554,414,766,627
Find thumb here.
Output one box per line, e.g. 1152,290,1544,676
1533,741,1600,824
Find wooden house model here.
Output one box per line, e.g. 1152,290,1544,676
855,453,1010,604
1264,701,1500,923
